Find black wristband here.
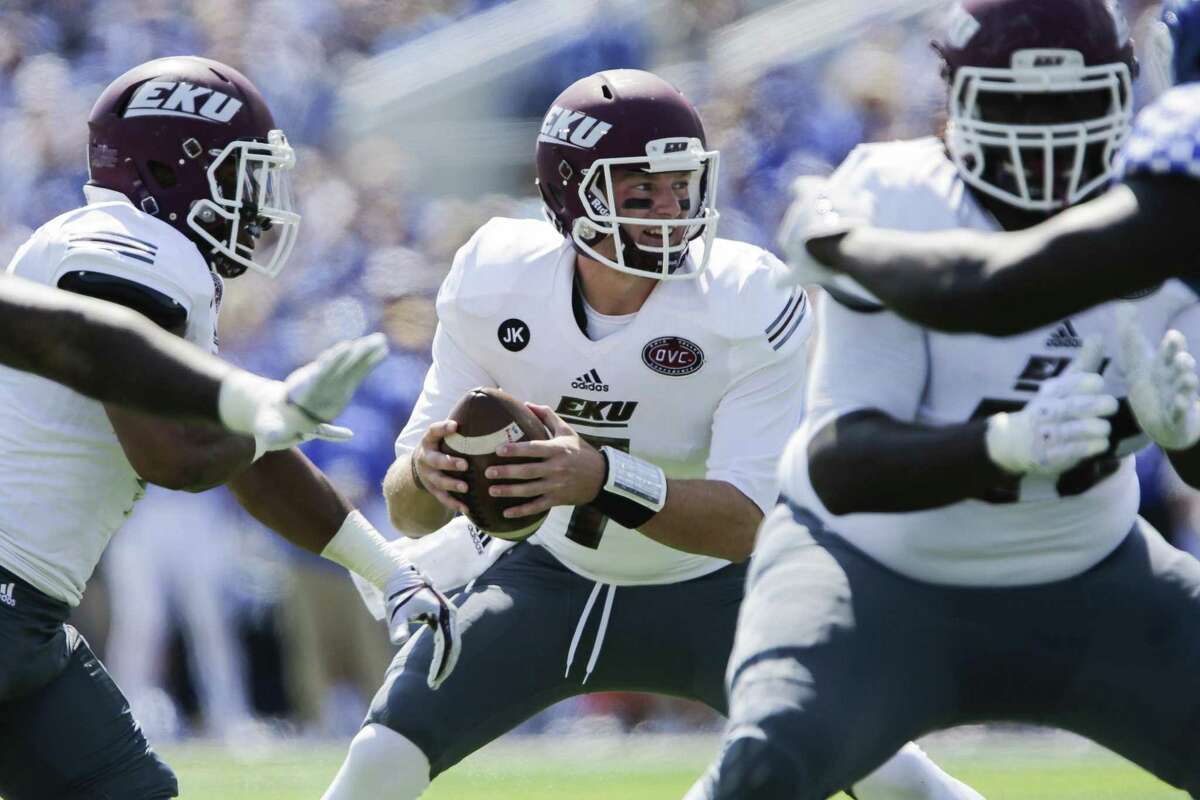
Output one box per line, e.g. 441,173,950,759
589,490,659,529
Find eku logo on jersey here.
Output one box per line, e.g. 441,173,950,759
124,80,243,123
555,395,638,424
538,106,612,150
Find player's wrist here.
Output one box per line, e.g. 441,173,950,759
588,446,667,530
321,510,418,589
984,412,1030,475
217,369,278,436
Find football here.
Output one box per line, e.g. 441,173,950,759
440,387,551,540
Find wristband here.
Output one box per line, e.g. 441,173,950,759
217,369,276,436
321,510,415,588
588,447,667,530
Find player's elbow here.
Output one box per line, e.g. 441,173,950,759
807,458,861,516
716,495,763,563
806,419,873,516
134,453,224,492
133,458,202,492
725,528,757,563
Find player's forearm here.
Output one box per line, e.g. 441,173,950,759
383,454,455,536
228,448,354,552
821,183,1172,337
637,480,761,562
0,278,228,418
808,411,1015,514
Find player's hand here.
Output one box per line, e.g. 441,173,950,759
484,403,606,518
776,175,867,289
1118,304,1200,451
249,333,390,451
383,565,461,690
412,421,470,516
985,337,1118,475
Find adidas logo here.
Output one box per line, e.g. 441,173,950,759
0,583,14,608
1046,320,1083,348
570,369,609,393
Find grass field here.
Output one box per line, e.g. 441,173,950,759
160,729,1191,799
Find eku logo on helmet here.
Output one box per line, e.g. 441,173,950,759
124,80,243,123
538,105,612,150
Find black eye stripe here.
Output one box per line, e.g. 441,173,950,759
621,198,653,210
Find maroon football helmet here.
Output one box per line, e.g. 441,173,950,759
87,56,299,278
535,70,720,280
933,0,1137,212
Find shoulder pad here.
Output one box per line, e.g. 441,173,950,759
437,217,564,323
57,270,188,332
1119,84,1200,182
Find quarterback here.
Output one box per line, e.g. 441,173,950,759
691,2,1200,798
321,70,981,800
791,0,1200,337
0,57,458,800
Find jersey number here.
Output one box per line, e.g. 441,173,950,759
565,434,631,549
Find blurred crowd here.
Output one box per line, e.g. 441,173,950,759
1,0,1196,743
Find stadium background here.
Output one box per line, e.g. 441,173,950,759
0,0,1192,796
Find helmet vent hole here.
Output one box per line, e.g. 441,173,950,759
147,160,177,189
601,84,613,100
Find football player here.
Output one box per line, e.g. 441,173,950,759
0,272,385,448
0,56,459,800
321,70,982,800
787,0,1200,337
689,2,1200,798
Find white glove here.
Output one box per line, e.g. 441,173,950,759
775,175,869,290
220,333,389,452
383,566,462,690
985,337,1118,475
1118,304,1200,451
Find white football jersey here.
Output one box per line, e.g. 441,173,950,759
780,138,1200,587
397,217,810,586
0,186,220,605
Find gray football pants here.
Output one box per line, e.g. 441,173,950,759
366,542,747,777
0,565,177,800
698,501,1200,800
